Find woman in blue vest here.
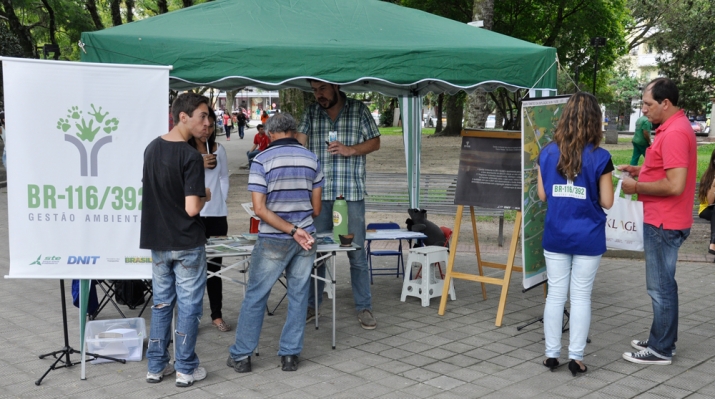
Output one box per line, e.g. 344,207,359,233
537,92,614,376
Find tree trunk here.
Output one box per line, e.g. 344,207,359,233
110,0,122,26
157,0,169,14
464,0,495,129
40,0,60,60
495,107,504,129
0,0,37,58
490,89,524,131
435,93,444,133
126,0,134,23
437,92,465,136
279,89,314,124
464,90,490,129
225,89,239,114
85,0,104,30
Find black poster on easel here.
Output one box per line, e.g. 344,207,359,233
454,130,522,210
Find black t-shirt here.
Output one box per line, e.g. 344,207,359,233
140,137,206,251
237,113,247,126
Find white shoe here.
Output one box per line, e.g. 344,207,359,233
176,366,207,387
146,363,175,383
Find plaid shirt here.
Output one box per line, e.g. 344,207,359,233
298,95,380,201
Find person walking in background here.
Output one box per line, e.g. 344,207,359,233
227,112,323,373
297,79,381,330
237,110,247,139
697,148,715,255
246,124,270,167
537,92,614,376
223,111,232,140
620,77,697,366
141,92,211,387
261,110,269,125
631,115,652,165
189,108,231,332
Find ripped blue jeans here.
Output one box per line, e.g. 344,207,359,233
147,247,207,375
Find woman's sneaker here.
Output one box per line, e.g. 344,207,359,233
146,363,175,383
631,339,675,356
175,366,207,387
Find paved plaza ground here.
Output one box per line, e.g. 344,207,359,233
2,128,715,398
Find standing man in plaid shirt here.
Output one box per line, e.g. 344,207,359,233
297,80,381,330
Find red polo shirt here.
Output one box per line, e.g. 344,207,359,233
254,133,270,151
638,110,696,230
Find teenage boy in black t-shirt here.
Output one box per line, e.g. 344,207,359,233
141,92,212,388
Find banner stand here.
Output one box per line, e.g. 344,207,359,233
437,205,522,327
35,280,125,385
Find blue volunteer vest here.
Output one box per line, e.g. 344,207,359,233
540,142,611,256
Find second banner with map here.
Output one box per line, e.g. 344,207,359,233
521,96,571,290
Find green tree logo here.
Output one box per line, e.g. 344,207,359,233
56,104,119,176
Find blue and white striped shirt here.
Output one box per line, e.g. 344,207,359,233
248,138,324,239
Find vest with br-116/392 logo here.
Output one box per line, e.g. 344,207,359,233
539,142,613,256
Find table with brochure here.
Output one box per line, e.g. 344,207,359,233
206,233,356,349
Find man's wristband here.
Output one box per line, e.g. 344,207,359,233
289,225,299,236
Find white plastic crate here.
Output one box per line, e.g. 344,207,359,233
85,318,146,363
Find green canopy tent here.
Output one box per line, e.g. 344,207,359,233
80,0,557,207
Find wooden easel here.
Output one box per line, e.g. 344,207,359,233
438,206,522,326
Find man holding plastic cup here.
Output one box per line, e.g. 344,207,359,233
297,80,381,330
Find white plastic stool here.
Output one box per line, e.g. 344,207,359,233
401,246,456,307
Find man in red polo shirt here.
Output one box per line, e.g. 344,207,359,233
619,77,697,365
246,124,270,166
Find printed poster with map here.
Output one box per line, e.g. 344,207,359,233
521,96,571,289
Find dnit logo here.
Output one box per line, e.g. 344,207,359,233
56,104,119,177
67,256,100,264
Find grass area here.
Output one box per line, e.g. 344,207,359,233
378,127,435,136
610,143,715,182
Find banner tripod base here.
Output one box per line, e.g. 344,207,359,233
516,309,591,343
35,280,126,386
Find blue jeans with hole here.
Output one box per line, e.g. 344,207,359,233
229,237,316,359
644,223,689,358
543,250,601,361
308,199,371,312
147,246,206,375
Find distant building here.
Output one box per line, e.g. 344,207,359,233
623,35,667,131
217,88,280,118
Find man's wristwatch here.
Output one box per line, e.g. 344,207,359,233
289,225,299,236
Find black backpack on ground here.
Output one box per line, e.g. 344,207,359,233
115,280,146,309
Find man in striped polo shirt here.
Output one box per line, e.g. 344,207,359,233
227,113,324,373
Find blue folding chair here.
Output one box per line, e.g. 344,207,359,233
366,222,405,284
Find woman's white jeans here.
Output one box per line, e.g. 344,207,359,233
543,250,601,361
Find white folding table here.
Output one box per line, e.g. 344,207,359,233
206,237,356,349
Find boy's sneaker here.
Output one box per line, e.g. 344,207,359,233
622,348,672,365
146,363,175,383
631,339,675,356
175,366,207,387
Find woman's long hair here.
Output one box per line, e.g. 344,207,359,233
552,92,603,180
698,149,715,203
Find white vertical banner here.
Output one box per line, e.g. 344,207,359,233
2,58,170,279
